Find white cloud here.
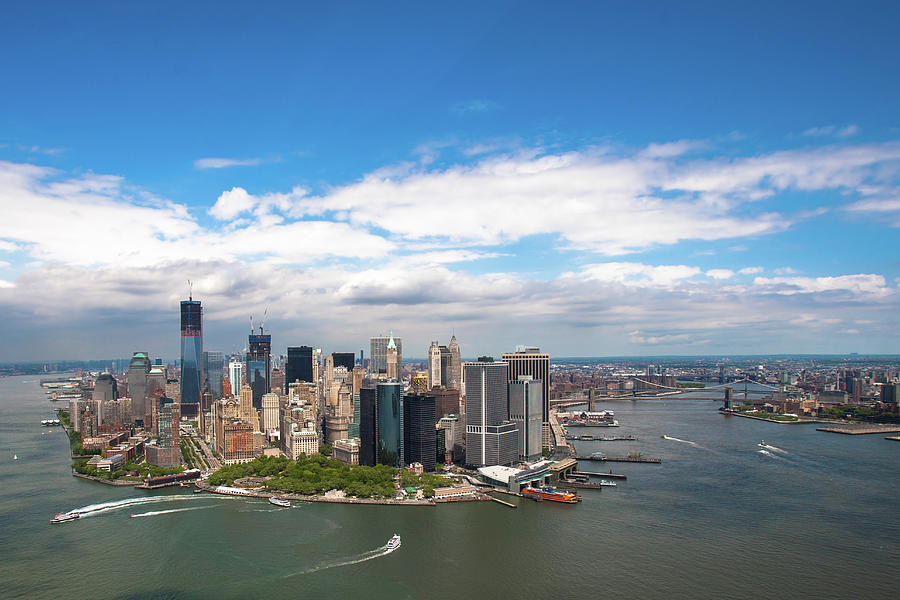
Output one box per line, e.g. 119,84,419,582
194,157,263,169
0,279,13,288
739,266,763,275
574,262,701,287
752,274,889,296
209,187,257,220
706,269,735,280
802,124,859,138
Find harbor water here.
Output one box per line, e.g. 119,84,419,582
1,375,898,599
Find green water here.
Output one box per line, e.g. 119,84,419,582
1,375,898,599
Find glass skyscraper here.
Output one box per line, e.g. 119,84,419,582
179,299,203,415
375,381,403,467
286,346,313,384
203,351,225,399
247,331,271,409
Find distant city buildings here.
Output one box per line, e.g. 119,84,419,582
502,347,550,450
370,333,402,375
246,328,271,408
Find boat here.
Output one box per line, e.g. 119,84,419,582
50,512,80,524
521,486,580,504
758,440,767,448
268,496,291,508
598,480,617,487
13,454,18,460
385,534,401,550
192,488,203,493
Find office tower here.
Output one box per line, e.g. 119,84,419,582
203,351,225,399
448,335,461,390
437,415,463,463
881,383,898,405
386,334,399,379
501,347,550,450
332,352,355,372
238,384,255,423
147,398,180,467
411,373,427,393
92,373,117,405
403,393,436,472
358,387,376,466
370,332,402,374
286,346,314,384
375,381,404,467
349,392,361,439
261,392,280,438
508,376,543,461
148,366,166,399
271,367,285,395
180,298,204,416
127,352,151,424
246,328,271,409
228,361,243,396
432,388,461,420
359,349,364,365
464,360,517,467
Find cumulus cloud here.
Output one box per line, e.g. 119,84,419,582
739,266,763,275
752,274,889,297
706,269,735,280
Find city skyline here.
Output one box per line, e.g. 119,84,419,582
2,3,900,361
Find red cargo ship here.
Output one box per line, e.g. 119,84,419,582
522,486,580,503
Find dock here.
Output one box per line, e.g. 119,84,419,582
575,454,661,463
487,494,517,508
565,434,636,441
886,436,900,442
816,425,900,435
576,470,627,480
558,480,609,490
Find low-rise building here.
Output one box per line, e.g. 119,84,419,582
333,438,360,465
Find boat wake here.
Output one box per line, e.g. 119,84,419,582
64,494,228,519
757,449,785,460
284,542,399,577
130,505,215,518
761,443,789,455
662,435,699,447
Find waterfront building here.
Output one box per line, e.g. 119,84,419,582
246,328,271,409
203,351,225,399
127,351,151,424
370,333,402,375
179,298,204,417
286,346,314,384
333,438,360,465
403,393,436,472
508,376,543,462
465,360,518,467
375,381,404,467
358,387,376,466
228,361,244,396
501,347,550,449
147,398,180,467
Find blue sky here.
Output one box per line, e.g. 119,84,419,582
1,1,899,361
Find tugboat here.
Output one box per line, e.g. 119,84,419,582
50,512,80,524
385,534,402,550
268,496,291,508
522,485,580,504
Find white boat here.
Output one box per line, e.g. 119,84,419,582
268,496,291,508
758,440,767,448
50,512,80,524
599,480,617,487
13,454,17,460
385,534,401,550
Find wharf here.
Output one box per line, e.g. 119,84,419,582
816,425,900,435
487,494,517,508
566,434,636,441
576,470,627,480
575,455,661,463
884,436,900,442
558,480,609,490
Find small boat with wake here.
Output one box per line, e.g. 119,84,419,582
268,496,291,508
50,512,80,524
385,534,401,550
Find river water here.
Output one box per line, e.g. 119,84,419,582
1,375,897,599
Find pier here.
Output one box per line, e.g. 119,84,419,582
487,494,517,508
576,453,661,463
576,470,627,480
565,434,636,441
816,425,900,435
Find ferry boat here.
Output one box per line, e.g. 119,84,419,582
50,512,80,524
268,497,291,508
385,534,401,550
522,486,580,504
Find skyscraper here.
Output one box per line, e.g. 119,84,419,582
501,347,550,449
403,393,436,472
386,334,399,379
448,335,461,390
465,360,517,467
332,352,355,372
370,333,402,374
358,387,376,467
286,346,314,384
228,360,243,396
127,351,151,424
246,329,271,409
375,381,404,467
203,351,225,399
180,298,204,416
508,375,543,462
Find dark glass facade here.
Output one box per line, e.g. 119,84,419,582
332,352,355,371
203,351,225,399
375,382,403,467
246,333,271,409
358,387,376,467
286,346,313,384
180,300,203,408
403,393,436,472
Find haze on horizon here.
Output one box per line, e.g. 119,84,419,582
1,2,898,362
